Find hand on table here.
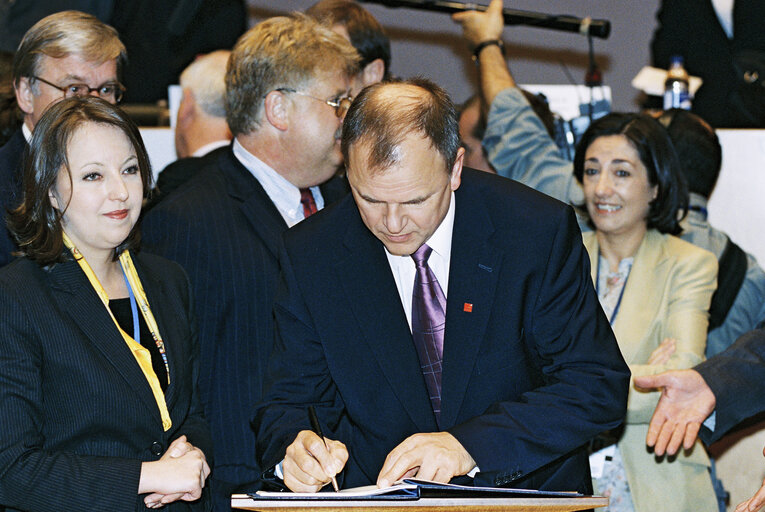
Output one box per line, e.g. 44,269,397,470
283,430,348,492
376,432,476,488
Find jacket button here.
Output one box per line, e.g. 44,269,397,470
150,441,163,456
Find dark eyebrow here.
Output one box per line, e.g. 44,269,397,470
401,194,431,205
359,193,382,204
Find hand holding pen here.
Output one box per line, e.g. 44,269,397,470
308,406,340,492
281,406,349,493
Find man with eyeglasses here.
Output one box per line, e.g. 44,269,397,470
141,14,359,510
253,78,629,494
0,10,126,267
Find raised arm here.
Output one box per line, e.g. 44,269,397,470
453,0,583,206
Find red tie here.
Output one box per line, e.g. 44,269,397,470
300,188,318,218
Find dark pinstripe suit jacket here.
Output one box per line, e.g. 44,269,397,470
140,145,348,507
0,129,25,268
0,252,211,512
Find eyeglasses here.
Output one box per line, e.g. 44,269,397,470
32,76,126,104
275,88,353,118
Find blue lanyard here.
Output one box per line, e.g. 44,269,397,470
595,256,629,325
121,266,140,345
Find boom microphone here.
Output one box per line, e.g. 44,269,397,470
358,0,611,39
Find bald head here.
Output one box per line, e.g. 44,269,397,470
341,78,460,176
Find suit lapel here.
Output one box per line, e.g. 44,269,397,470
335,210,438,432
585,231,668,363
47,259,163,424
612,231,668,363
439,189,502,429
221,150,288,258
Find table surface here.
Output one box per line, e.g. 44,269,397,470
231,494,608,512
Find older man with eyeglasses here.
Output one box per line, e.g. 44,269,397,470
141,14,360,510
0,10,127,267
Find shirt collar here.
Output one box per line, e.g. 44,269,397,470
425,190,456,261
191,139,230,158
231,138,322,227
22,122,32,143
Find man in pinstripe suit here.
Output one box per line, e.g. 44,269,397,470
141,14,359,511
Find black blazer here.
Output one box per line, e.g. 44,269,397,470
0,128,25,268
698,327,765,444
149,146,230,207
0,252,211,511
255,169,630,493
141,145,348,506
651,0,765,127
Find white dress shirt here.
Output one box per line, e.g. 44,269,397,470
191,139,230,158
385,191,456,331
232,138,324,227
711,0,734,39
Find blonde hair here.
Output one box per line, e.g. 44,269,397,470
225,13,360,136
13,11,126,91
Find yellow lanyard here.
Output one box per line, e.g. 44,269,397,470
62,232,172,431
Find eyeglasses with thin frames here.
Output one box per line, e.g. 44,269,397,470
32,76,126,104
274,87,353,118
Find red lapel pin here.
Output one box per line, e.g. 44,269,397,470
463,303,473,313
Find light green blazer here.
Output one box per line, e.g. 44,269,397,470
584,229,719,512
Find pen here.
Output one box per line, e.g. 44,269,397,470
307,405,340,492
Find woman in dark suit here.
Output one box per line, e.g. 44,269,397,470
0,97,211,511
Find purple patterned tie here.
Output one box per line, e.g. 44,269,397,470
411,244,446,425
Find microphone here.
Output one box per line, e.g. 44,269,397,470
358,0,611,39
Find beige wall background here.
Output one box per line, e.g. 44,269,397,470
246,0,662,111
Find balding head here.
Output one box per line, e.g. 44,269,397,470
341,78,461,176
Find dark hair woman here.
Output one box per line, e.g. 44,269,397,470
0,96,211,511
573,113,718,512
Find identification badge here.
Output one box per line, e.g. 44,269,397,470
589,444,616,479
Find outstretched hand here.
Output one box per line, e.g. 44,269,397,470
634,369,716,456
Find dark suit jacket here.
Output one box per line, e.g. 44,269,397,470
698,328,765,444
140,145,348,507
0,252,211,511
149,146,229,207
254,169,630,493
0,129,25,268
651,0,765,127
109,0,246,103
